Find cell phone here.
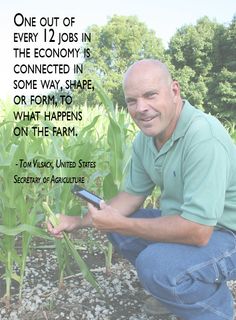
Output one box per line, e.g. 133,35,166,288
71,185,102,209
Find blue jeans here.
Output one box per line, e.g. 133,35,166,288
108,209,236,320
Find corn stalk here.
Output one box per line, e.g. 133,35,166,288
42,202,99,291
95,83,134,273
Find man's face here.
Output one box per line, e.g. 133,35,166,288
124,64,180,146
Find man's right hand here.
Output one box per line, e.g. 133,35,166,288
47,213,92,239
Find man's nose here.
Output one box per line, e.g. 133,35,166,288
136,98,148,112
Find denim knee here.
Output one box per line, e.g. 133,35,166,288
107,232,150,265
135,244,176,302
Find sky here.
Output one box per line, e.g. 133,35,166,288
0,0,235,100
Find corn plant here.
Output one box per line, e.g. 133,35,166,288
0,108,50,306
95,82,135,273
39,115,104,287
42,202,99,291
0,93,136,305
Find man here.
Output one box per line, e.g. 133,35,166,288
48,59,236,320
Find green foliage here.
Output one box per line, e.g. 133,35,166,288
0,107,50,305
70,13,235,123
69,13,236,124
74,15,165,107
43,202,99,291
95,82,133,199
207,68,236,121
0,97,137,305
167,15,236,121
169,17,218,76
213,15,236,72
173,66,207,109
168,17,219,109
205,16,236,122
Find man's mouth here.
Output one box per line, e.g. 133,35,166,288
139,114,159,122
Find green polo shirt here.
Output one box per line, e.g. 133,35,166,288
124,100,236,231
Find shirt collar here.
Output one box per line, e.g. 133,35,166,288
172,100,197,141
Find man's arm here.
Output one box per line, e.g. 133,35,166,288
108,191,146,216
89,202,213,247
120,214,213,246
47,191,146,237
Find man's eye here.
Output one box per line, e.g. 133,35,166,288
147,92,156,98
127,100,136,107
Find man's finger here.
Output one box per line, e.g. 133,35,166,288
46,221,54,233
99,200,106,210
87,202,98,213
46,220,63,237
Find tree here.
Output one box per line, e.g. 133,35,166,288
213,15,236,72
174,66,207,109
207,16,236,121
168,17,220,109
73,15,165,107
168,17,219,77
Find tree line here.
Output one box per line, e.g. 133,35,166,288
73,15,236,123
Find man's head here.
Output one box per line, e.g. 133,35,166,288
123,59,183,148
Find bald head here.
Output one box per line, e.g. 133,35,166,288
123,59,172,89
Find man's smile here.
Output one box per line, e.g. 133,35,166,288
137,114,160,125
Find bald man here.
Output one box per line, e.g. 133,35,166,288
48,60,236,320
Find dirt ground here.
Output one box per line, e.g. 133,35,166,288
0,230,236,320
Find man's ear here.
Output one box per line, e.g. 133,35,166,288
171,80,180,100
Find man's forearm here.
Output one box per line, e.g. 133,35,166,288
108,191,146,217
110,214,213,246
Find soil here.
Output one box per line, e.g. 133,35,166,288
0,230,236,320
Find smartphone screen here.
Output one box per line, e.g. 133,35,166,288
78,189,101,204
72,185,102,209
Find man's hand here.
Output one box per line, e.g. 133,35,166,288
88,201,126,232
47,213,92,238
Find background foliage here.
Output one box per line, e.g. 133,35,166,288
73,14,236,123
